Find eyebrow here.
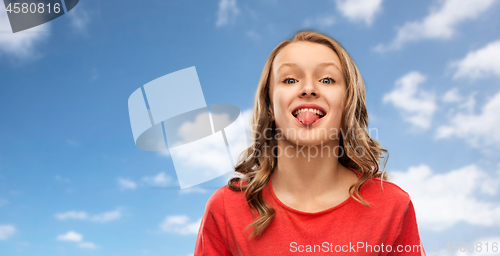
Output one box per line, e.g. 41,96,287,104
276,62,342,74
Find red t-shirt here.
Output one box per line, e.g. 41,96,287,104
194,168,426,255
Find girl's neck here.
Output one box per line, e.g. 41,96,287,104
270,139,353,199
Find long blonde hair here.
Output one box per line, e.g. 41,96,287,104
228,30,388,239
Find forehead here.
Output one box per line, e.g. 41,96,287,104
272,41,342,73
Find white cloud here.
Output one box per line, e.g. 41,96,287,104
390,164,500,231
441,88,476,115
216,0,240,27
142,172,171,186
442,87,463,103
55,209,121,223
55,211,88,221
0,225,16,240
0,3,51,60
436,90,500,147
376,0,496,51
160,215,201,235
458,92,477,113
119,173,173,189
56,231,98,249
118,178,137,190
57,231,83,242
451,40,500,79
90,209,121,223
383,71,437,129
78,242,98,249
335,0,383,25
303,15,336,28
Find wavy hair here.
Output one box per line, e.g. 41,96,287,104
228,30,389,239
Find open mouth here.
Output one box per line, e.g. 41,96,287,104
292,108,327,126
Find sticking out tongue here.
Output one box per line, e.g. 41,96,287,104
296,111,320,126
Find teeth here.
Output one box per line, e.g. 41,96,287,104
293,108,325,116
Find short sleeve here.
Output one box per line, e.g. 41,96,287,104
194,187,233,256
390,199,426,256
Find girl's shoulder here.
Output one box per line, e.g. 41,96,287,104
361,176,413,209
348,167,412,204
203,181,248,213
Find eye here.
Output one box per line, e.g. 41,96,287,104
320,77,335,84
283,77,298,84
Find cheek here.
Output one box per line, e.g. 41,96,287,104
272,89,292,123
332,95,345,110
327,89,346,121
274,98,288,120
273,90,288,114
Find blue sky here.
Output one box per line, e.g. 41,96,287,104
1,0,500,255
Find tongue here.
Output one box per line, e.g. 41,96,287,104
296,111,320,126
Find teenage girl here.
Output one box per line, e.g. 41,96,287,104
194,30,426,256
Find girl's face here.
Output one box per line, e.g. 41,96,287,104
269,41,347,147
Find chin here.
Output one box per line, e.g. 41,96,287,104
283,137,330,147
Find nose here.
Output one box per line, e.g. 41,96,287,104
299,78,319,98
